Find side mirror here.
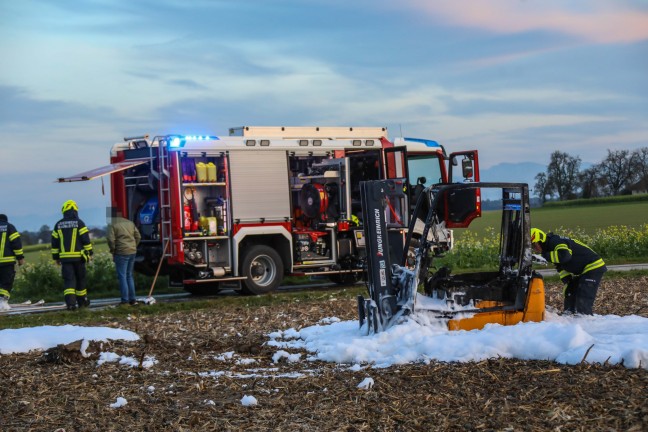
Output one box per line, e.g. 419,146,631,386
417,176,427,186
462,158,474,180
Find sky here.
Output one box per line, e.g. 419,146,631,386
1,0,647,230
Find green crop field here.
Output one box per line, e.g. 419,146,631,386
22,242,110,263
464,200,648,238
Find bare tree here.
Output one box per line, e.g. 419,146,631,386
579,166,604,199
597,149,637,195
37,225,51,244
631,146,648,183
546,151,581,200
533,172,550,203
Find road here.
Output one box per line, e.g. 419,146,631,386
0,282,339,316
536,263,648,276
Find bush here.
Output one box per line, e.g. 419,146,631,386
86,252,120,296
13,252,63,302
436,227,500,270
12,251,170,302
550,224,648,259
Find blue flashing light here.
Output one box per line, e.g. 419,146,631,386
183,135,218,141
404,137,441,148
168,135,219,148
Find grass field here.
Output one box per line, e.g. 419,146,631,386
22,242,110,263
463,200,648,238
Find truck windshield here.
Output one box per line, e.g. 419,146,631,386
407,154,443,187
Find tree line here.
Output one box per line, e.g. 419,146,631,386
20,225,107,247
534,147,648,203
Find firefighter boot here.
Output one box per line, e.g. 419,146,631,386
77,296,90,308
65,294,78,311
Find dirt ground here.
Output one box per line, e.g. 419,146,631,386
1,277,647,432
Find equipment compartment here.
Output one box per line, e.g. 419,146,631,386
179,153,232,273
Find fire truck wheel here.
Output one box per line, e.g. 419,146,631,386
241,245,284,295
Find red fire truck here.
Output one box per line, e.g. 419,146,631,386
59,126,479,294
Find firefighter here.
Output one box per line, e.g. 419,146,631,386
51,200,93,310
0,214,25,310
531,228,607,315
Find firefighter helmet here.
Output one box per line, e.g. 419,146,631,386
530,228,546,243
61,200,78,213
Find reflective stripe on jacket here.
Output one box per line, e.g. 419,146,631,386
51,210,93,262
0,219,24,266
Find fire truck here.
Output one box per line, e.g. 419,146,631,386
59,126,480,295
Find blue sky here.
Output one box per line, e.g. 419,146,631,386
1,0,647,230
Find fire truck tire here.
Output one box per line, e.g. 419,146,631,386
241,245,284,295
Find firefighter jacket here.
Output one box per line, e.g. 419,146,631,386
540,233,606,282
51,210,93,262
0,215,24,266
107,216,141,255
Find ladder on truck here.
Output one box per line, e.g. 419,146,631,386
157,137,173,258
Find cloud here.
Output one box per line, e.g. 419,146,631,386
0,85,116,128
398,0,648,44
167,79,208,90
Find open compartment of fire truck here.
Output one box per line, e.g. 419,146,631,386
178,152,231,278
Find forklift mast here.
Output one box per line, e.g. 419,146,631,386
358,178,414,332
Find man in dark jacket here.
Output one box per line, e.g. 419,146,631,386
0,214,25,310
51,200,93,310
531,228,607,315
107,208,141,305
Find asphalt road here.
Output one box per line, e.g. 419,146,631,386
536,263,648,276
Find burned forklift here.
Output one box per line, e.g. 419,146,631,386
358,179,545,333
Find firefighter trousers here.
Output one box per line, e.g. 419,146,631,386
564,268,606,315
61,261,89,309
0,264,16,298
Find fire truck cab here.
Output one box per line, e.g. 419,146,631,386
59,126,479,295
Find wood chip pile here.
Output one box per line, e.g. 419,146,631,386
1,277,647,431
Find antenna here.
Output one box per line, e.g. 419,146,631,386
399,124,403,137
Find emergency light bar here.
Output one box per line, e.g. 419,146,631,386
168,135,217,148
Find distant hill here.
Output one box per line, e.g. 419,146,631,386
479,162,545,188
478,162,545,202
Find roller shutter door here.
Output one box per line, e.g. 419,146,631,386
228,150,291,222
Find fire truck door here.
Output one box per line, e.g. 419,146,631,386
383,146,408,180
446,150,481,228
346,149,382,222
